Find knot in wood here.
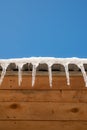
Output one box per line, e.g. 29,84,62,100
10,103,19,109
71,108,79,113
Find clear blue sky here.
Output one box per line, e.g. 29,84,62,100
0,0,87,58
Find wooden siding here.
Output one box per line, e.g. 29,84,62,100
0,71,87,130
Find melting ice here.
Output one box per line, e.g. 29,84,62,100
0,57,87,87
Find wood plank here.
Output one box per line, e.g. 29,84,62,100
0,90,87,103
0,75,87,90
0,121,87,130
0,102,87,120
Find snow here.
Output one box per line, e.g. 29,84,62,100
0,57,87,87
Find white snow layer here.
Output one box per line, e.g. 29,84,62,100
0,57,87,87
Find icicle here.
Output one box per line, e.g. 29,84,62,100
16,63,24,86
78,64,87,87
0,57,87,88
64,64,70,85
32,65,37,87
18,66,22,86
0,63,9,85
48,65,52,87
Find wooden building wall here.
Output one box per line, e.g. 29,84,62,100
0,71,87,130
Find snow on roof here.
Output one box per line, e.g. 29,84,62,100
0,57,87,87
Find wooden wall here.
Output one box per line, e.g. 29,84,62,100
0,71,87,130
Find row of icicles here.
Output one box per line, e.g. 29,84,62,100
0,57,87,87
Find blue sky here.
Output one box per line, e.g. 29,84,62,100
0,0,87,58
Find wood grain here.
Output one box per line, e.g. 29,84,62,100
0,73,87,129
0,102,87,120
0,121,87,130
0,90,87,103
